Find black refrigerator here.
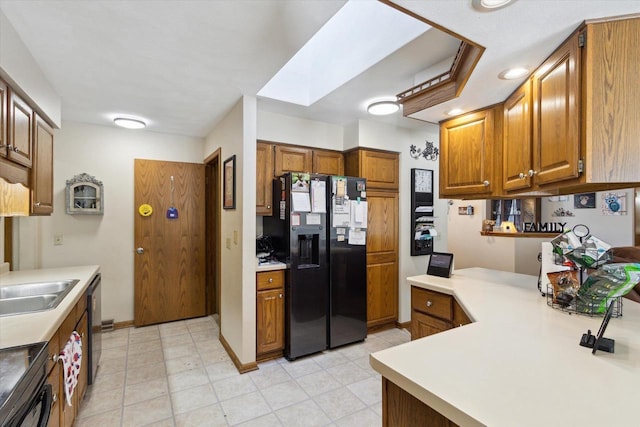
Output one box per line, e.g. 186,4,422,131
326,175,367,349
264,173,367,360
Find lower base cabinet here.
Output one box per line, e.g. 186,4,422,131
411,286,471,340
47,298,89,426
256,271,285,360
382,378,459,427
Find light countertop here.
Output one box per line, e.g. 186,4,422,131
370,267,640,427
0,265,100,348
256,261,287,272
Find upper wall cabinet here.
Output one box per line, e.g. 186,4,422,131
531,32,581,187
503,80,533,191
256,141,274,216
31,115,54,215
344,148,399,190
7,89,34,168
312,149,344,176
274,145,312,177
439,105,502,198
582,16,640,184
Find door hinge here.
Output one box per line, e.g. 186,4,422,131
578,159,584,174
578,32,586,48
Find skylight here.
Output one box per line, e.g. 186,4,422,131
257,0,431,106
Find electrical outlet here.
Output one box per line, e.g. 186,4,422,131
233,230,238,244
226,238,231,249
53,235,63,246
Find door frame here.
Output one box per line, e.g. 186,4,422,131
205,149,222,318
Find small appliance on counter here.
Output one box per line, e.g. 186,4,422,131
256,235,276,265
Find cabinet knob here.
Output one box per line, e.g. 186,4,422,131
268,278,273,283
34,202,41,207
267,205,271,209
483,180,490,187
13,146,19,152
518,172,525,179
136,247,145,254
51,354,59,363
52,393,58,403
426,301,433,307
528,170,536,177
279,293,283,298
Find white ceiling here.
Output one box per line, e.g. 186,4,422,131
1,0,640,138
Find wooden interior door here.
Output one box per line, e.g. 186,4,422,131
134,159,206,326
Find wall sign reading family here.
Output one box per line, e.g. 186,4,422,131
223,155,236,209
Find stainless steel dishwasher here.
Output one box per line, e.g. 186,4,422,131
86,273,101,385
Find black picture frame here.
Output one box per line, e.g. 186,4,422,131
223,155,236,209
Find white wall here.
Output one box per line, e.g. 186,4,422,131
257,110,343,150
0,8,61,127
205,96,257,365
15,121,204,322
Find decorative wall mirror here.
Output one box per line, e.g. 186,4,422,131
66,173,104,215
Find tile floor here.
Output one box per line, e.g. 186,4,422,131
76,316,410,427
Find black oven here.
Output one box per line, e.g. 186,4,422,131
0,342,52,427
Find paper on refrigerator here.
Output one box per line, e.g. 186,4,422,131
350,200,367,228
348,229,366,245
310,180,326,213
332,197,351,226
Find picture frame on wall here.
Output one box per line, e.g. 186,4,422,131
223,155,236,209
574,192,596,209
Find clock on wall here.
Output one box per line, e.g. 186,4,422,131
412,168,433,193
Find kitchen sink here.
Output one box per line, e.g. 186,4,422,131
0,279,80,317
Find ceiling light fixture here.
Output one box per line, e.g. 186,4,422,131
471,0,515,11
367,101,400,116
114,117,146,129
447,108,464,116
499,67,529,80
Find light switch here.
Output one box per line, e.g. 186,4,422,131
233,230,238,244
226,238,231,249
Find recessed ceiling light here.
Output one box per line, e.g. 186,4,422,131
471,0,516,11
447,108,464,116
367,101,400,116
499,67,529,80
114,117,146,129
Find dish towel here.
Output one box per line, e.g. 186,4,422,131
59,331,82,406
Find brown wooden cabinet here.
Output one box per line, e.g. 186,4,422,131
274,145,312,177
383,378,459,427
7,89,34,168
411,286,471,340
345,148,399,330
256,141,274,216
439,105,502,198
32,114,54,215
256,270,285,359
312,148,344,175
532,31,581,187
344,149,398,190
503,80,533,191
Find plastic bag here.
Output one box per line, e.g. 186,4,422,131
576,263,640,313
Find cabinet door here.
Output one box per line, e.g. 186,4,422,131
503,81,533,191
366,191,398,327
0,80,6,158
532,32,581,186
46,363,61,427
256,142,274,216
274,145,312,176
257,288,284,355
312,149,344,175
360,150,398,190
32,115,54,215
411,310,451,340
440,107,499,197
7,90,33,168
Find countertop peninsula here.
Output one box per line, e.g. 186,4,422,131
370,268,640,427
0,265,100,348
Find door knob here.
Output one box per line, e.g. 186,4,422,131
483,180,490,187
136,247,145,254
